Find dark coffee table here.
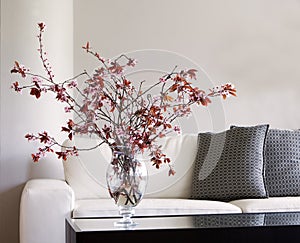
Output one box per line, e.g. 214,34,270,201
66,212,300,243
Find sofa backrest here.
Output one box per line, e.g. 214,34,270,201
62,134,198,200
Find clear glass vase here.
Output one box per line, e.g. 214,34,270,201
106,146,148,228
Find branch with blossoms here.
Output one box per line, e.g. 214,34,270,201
10,23,236,176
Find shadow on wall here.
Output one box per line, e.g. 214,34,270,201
0,155,64,243
0,184,25,243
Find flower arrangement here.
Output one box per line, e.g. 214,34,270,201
11,23,236,176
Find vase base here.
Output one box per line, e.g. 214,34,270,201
114,206,138,228
114,219,138,229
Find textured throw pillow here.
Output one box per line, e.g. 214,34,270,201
190,124,269,201
193,213,265,227
264,129,300,197
264,212,300,226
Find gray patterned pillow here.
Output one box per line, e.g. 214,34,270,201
264,129,300,197
193,213,265,228
264,212,300,226
190,125,269,201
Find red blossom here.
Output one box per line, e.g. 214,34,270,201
11,61,28,78
123,79,131,87
151,157,162,169
200,97,211,106
127,58,137,67
159,77,166,83
186,69,197,79
170,83,179,92
56,151,68,161
30,87,41,99
64,106,73,113
82,41,90,52
38,22,45,31
80,103,89,113
67,119,75,129
221,83,237,99
173,74,185,82
102,125,112,139
31,153,40,162
11,82,21,92
67,80,77,88
45,147,54,153
56,147,78,161
61,119,74,135
108,61,123,74
94,75,104,88
25,133,35,141
61,126,70,133
54,85,67,102
11,23,236,176
168,167,176,176
38,131,51,144
55,146,78,160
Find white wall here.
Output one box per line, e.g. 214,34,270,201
74,0,300,130
1,0,300,242
0,0,73,242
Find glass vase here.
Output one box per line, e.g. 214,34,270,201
106,146,148,228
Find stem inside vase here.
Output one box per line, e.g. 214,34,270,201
106,146,148,227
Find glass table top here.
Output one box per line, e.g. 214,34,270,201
67,212,300,232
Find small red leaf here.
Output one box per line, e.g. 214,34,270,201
31,154,40,162
56,152,68,161
38,22,45,31
82,41,90,51
61,127,70,133
30,88,41,99
67,119,75,129
186,69,197,79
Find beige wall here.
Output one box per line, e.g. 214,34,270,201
74,0,300,130
1,0,300,242
0,0,73,242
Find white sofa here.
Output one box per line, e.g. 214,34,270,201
19,130,300,243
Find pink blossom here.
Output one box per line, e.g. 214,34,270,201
32,76,42,85
159,77,167,83
109,61,123,74
67,80,78,88
10,23,236,176
11,82,22,93
127,58,137,67
174,125,181,134
25,134,36,141
64,106,73,113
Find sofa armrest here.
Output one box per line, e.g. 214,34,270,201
20,179,75,243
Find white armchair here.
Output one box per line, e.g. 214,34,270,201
20,179,74,243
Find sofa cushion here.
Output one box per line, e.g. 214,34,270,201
264,129,300,197
62,137,111,199
229,197,300,213
72,198,242,218
63,134,199,200
190,124,269,201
